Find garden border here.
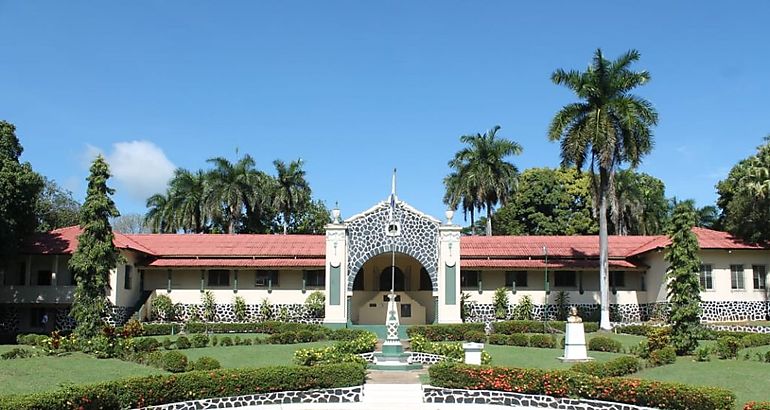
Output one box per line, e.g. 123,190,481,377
138,385,363,409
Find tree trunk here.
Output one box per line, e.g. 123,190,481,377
470,209,475,235
283,211,289,235
486,200,493,236
599,167,611,330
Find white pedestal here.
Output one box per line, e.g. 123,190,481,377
558,322,592,362
463,342,484,365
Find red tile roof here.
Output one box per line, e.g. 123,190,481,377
461,258,644,270
22,226,155,255
147,258,325,268
625,227,767,256
126,233,324,257
459,235,660,258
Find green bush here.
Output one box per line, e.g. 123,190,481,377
463,330,486,343
190,333,209,348
407,323,485,341
0,363,366,410
189,356,221,371
614,324,656,336
529,334,556,348
488,334,509,345
492,320,598,335
304,290,326,318
741,333,770,348
233,336,243,346
151,294,177,321
572,356,641,377
135,337,161,353
508,333,529,346
297,330,314,343
1,347,35,360
175,336,191,349
647,327,672,351
429,362,734,410
745,401,770,410
120,319,145,337
588,336,622,353
161,351,188,373
267,332,298,344
408,334,491,364
694,346,711,362
143,323,179,336
210,335,219,346
161,337,174,350
219,336,233,346
16,333,47,346
493,287,510,319
648,346,677,367
716,336,743,359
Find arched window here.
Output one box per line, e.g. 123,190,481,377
352,270,364,290
379,266,405,291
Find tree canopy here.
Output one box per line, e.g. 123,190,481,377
36,177,81,232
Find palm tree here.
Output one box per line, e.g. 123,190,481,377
273,159,311,235
168,168,209,233
443,170,479,229
145,191,174,233
448,125,522,236
548,49,658,329
205,154,260,234
745,139,770,198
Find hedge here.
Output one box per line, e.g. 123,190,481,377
614,324,658,337
428,363,734,410
492,320,598,335
745,402,770,410
588,336,622,353
0,363,366,410
571,356,641,377
407,323,485,341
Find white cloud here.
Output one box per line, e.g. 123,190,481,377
84,140,175,202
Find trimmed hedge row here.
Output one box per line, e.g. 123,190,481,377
407,323,485,341
571,356,641,377
0,363,366,410
428,363,734,410
745,402,770,410
138,321,368,340
492,320,599,334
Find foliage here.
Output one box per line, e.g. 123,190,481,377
233,295,247,322
35,177,80,232
588,336,622,353
460,292,472,322
665,201,703,355
508,333,530,347
492,167,597,235
409,334,491,364
444,125,523,235
142,322,179,336
716,137,770,243
160,350,188,373
493,287,510,319
571,356,641,377
121,319,144,338
554,291,570,321
745,402,770,410
407,323,485,341
511,295,534,320
201,290,217,322
614,324,656,337
293,331,376,366
715,336,743,359
273,158,311,235
188,356,221,371
487,334,509,345
260,298,273,321
529,334,556,348
1,348,36,360
150,295,177,322
609,169,669,235
110,213,151,234
647,327,672,352
429,363,734,410
304,290,326,318
219,336,233,346
648,346,677,367
492,320,597,334
549,49,658,330
464,330,486,343
694,346,712,362
68,155,121,338
175,336,191,349
190,333,209,348
0,120,44,259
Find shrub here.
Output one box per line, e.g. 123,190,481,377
512,295,533,320
428,362,734,410
175,336,191,349
493,287,510,320
694,346,711,362
16,333,46,346
243,338,253,345
615,324,655,336
508,333,529,347
161,337,174,350
0,363,366,410
488,334,509,345
745,401,770,410
260,298,273,320
135,337,161,353
742,333,770,348
335,332,377,354
529,334,556,348
189,356,221,371
588,336,622,353
143,323,178,336
311,331,327,341
304,290,326,318
151,294,176,321
716,336,743,359
631,339,650,359
219,336,233,346
1,347,35,360
234,336,243,346
267,332,298,344
647,327,672,351
463,330,486,343
121,319,144,337
233,295,247,322
201,290,217,322
648,346,677,367
161,351,188,373
297,330,314,343
572,356,641,377
210,335,219,346
407,323,485,342
190,333,209,348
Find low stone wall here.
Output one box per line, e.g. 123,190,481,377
705,324,770,334
170,303,323,324
423,386,660,410
358,351,446,365
138,385,363,409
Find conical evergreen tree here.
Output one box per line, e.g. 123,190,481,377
665,201,703,355
69,155,121,338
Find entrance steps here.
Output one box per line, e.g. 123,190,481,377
362,383,423,406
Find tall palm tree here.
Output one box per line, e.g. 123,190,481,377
448,125,522,236
145,191,174,233
548,49,658,329
273,159,311,235
443,170,479,229
205,154,259,234
745,139,770,198
168,168,209,233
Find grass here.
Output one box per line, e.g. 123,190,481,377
0,351,165,396
139,333,269,342
182,341,332,368
487,345,627,369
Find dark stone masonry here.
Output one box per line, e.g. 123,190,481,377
423,386,661,410
137,385,363,410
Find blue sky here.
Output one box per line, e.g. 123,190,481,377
1,1,769,224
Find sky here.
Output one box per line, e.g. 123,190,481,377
1,1,769,224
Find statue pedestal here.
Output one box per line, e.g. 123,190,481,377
558,322,593,362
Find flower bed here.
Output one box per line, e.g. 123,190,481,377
428,362,734,410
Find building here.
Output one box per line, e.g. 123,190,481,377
1,197,769,335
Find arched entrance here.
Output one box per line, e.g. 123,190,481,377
349,252,436,325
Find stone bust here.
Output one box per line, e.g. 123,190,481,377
567,307,583,323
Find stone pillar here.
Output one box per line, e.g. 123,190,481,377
324,223,347,326
438,219,462,324
463,342,484,365
51,255,59,287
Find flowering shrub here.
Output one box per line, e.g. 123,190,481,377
745,401,770,410
429,362,734,410
120,319,144,337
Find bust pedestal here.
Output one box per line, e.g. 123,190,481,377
558,322,593,362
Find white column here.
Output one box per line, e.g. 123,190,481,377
438,223,462,323
324,223,347,325
51,255,59,286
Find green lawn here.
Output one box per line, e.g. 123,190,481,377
487,345,627,368
138,333,269,342
0,351,166,396
183,341,332,368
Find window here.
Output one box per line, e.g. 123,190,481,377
699,264,713,290
753,265,767,290
36,270,52,286
610,271,625,288
554,271,577,287
505,271,528,287
731,265,744,290
5,261,25,285
207,270,230,287
124,265,132,290
460,270,480,288
305,270,325,287
256,270,279,286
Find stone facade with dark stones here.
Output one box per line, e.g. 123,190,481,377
137,385,362,410
171,303,323,324
423,386,661,410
